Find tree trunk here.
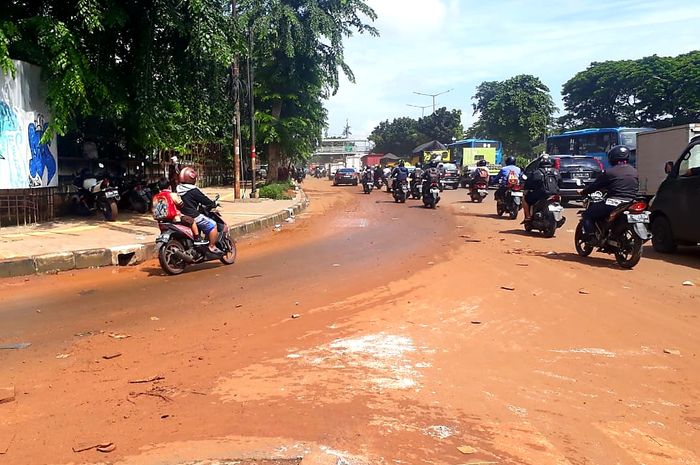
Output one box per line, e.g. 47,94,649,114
267,100,283,183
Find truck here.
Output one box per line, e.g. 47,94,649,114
636,124,700,197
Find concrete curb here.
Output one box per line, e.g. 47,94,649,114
0,189,310,278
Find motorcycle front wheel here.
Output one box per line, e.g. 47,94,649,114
159,239,187,275
100,199,118,221
614,227,643,269
219,233,237,265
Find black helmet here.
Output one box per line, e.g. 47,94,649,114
539,156,553,168
398,160,405,167
505,156,516,166
477,159,488,167
607,145,630,165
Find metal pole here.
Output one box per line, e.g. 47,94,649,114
231,0,241,199
248,27,257,197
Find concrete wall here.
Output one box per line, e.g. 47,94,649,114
0,60,58,189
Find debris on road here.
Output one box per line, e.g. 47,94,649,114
245,274,263,279
682,281,695,287
457,445,478,454
291,314,301,319
0,342,31,350
500,285,515,291
516,263,529,267
578,289,590,295
72,442,115,453
102,353,122,360
471,320,482,325
108,333,131,340
129,375,164,384
0,386,15,404
663,349,681,356
150,316,160,321
332,263,341,267
55,353,71,359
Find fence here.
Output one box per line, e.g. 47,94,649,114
0,188,56,227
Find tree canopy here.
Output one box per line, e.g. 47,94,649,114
469,75,556,156
369,108,463,156
561,51,700,129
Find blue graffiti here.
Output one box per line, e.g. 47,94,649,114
27,115,57,187
0,101,19,161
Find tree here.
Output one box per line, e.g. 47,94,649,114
561,51,700,129
416,107,463,144
471,75,556,156
369,117,420,156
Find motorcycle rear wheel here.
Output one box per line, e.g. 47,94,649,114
614,228,643,269
508,207,519,220
574,223,593,257
100,199,118,221
159,239,187,275
542,224,556,238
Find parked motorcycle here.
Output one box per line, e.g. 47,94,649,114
496,185,523,219
117,174,152,214
574,192,651,269
392,180,409,203
362,178,373,194
524,194,566,238
422,181,441,209
469,181,489,203
72,168,120,221
155,195,237,275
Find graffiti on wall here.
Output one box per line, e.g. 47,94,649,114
0,61,58,189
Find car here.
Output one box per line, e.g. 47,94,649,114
439,163,460,189
333,168,358,186
524,155,604,202
649,135,700,253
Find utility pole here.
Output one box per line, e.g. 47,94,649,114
413,89,453,114
407,103,431,118
231,0,241,199
247,26,257,197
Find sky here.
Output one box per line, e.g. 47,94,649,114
324,0,700,139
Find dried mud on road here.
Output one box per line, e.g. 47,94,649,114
1,179,698,465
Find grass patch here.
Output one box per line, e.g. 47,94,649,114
258,181,294,200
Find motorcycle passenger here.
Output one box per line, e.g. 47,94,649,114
176,167,222,254
579,145,639,238
523,155,560,221
495,156,522,201
469,159,491,189
373,165,384,185
390,160,409,192
362,166,374,184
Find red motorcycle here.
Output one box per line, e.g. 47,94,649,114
155,195,236,275
469,181,489,203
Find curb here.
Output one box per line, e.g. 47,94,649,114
0,189,310,278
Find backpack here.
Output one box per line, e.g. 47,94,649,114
152,191,179,221
506,169,520,187
476,167,490,181
541,168,560,195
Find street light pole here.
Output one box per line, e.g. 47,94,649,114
413,88,453,114
407,104,431,117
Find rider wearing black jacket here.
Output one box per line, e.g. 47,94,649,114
580,145,639,236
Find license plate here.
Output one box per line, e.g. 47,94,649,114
478,189,488,195
511,192,523,197
572,172,590,179
627,213,650,223
430,188,440,195
105,190,119,198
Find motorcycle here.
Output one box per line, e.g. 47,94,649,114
410,178,422,199
374,177,384,189
117,174,152,214
422,181,441,209
155,195,237,275
496,184,523,219
469,181,489,203
524,194,566,238
392,179,409,203
362,178,374,194
574,192,651,269
72,169,120,221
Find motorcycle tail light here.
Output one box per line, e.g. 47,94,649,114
629,202,647,212
553,158,561,170
550,194,561,202
101,179,110,187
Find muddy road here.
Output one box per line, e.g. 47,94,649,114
1,179,698,465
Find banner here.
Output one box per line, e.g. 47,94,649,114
0,60,58,189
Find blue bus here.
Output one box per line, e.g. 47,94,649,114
546,127,653,168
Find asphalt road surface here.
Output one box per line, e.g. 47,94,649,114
1,178,698,465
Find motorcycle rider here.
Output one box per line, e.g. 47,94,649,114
422,162,441,196
495,156,522,202
469,159,491,189
176,167,222,254
523,155,560,221
361,165,374,185
390,160,409,192
579,145,639,239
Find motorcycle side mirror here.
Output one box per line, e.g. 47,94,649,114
98,163,105,169
664,161,674,174
215,194,220,201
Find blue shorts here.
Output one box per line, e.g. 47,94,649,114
195,214,216,234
